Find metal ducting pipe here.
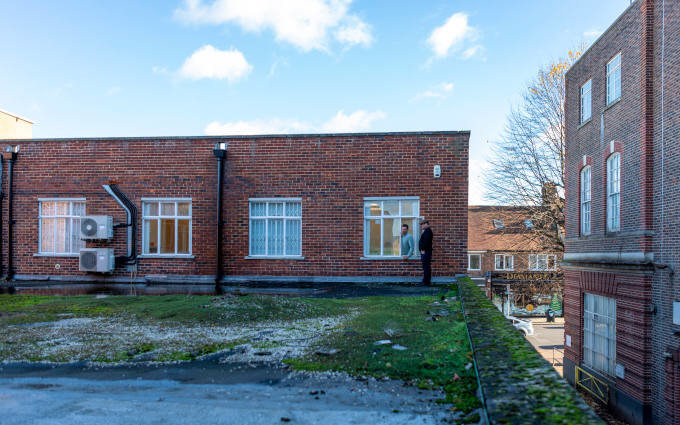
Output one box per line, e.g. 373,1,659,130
213,142,227,294
5,147,18,280
103,184,138,269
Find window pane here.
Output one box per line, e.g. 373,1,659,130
285,219,301,255
495,256,502,269
160,219,175,253
144,202,159,217
268,203,283,217
161,203,175,216
365,202,381,216
144,219,158,254
383,201,399,216
55,218,69,253
250,219,266,255
383,218,399,255
71,218,84,253
268,219,284,255
251,202,266,217
366,219,381,255
401,200,417,216
41,218,55,252
177,202,190,216
507,256,514,269
55,202,69,215
410,218,419,251
72,202,86,217
470,255,480,270
177,219,190,254
41,201,55,216
285,202,301,217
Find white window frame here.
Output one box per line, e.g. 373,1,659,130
606,53,622,105
37,198,86,256
494,254,514,271
583,293,617,376
248,198,302,258
580,166,591,235
581,79,592,123
141,198,193,257
606,153,621,232
363,197,420,258
528,253,557,271
468,251,484,271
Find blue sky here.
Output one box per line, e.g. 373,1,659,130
0,0,631,203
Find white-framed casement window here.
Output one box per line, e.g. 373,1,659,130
39,199,86,255
142,199,192,256
583,293,617,376
495,254,514,271
580,166,591,235
249,199,302,258
606,153,621,232
363,197,420,258
581,79,592,123
606,53,622,105
528,254,557,271
468,253,482,271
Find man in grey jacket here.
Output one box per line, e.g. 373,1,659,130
401,223,414,260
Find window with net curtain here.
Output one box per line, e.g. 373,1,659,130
363,198,419,257
583,293,617,376
143,200,192,255
39,199,86,255
249,199,302,257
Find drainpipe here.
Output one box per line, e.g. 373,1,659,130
0,156,4,277
103,183,138,269
5,145,19,281
213,142,227,294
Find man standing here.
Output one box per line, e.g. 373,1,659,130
419,219,433,286
400,223,414,260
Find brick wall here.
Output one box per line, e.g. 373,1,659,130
0,132,468,280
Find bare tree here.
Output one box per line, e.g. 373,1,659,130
485,49,583,252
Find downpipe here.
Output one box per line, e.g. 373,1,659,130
213,143,227,294
5,146,18,281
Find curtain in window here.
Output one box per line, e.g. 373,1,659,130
250,219,266,255
285,219,301,256
268,219,284,255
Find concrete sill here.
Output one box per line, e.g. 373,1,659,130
604,97,621,112
577,118,592,130
244,256,305,260
33,253,79,258
360,256,418,261
139,255,195,259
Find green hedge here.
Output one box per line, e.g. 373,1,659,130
457,277,603,425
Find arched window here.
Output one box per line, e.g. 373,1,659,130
606,153,621,232
580,166,591,235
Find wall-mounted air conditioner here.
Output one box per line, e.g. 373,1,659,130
79,248,115,273
80,216,113,240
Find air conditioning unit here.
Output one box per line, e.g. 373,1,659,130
80,216,113,240
79,248,115,273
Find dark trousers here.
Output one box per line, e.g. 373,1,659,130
421,250,432,284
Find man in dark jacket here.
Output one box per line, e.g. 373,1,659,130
419,219,433,286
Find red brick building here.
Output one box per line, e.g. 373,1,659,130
467,206,562,317
564,1,679,424
0,131,468,293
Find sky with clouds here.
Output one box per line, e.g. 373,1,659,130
0,0,631,204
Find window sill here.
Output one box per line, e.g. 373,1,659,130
577,117,592,130
467,269,482,272
139,254,195,259
495,269,515,272
245,256,305,260
33,253,79,258
360,256,419,260
604,97,621,112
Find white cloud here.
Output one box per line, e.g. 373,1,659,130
105,86,121,96
204,109,386,135
174,0,374,52
427,12,480,60
179,45,252,82
152,66,168,74
583,29,602,39
412,81,454,101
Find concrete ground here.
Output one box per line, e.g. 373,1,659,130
525,317,565,376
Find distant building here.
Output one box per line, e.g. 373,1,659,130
0,109,32,139
564,1,679,424
467,206,562,317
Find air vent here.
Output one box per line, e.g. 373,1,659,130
79,216,113,240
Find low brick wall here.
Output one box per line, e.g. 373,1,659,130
457,277,603,425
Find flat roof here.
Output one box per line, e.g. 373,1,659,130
1,130,470,143
0,108,34,124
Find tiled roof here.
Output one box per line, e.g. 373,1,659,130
468,206,546,252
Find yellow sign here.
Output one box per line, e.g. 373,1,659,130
526,304,534,312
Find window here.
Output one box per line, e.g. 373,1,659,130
493,219,504,230
363,198,419,257
468,254,482,271
606,53,621,105
249,199,301,257
581,166,591,235
529,254,557,271
607,153,621,232
142,199,192,255
583,293,616,376
39,199,86,255
524,220,534,230
495,254,514,271
581,79,592,123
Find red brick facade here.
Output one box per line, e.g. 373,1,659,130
0,132,468,286
564,1,680,424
